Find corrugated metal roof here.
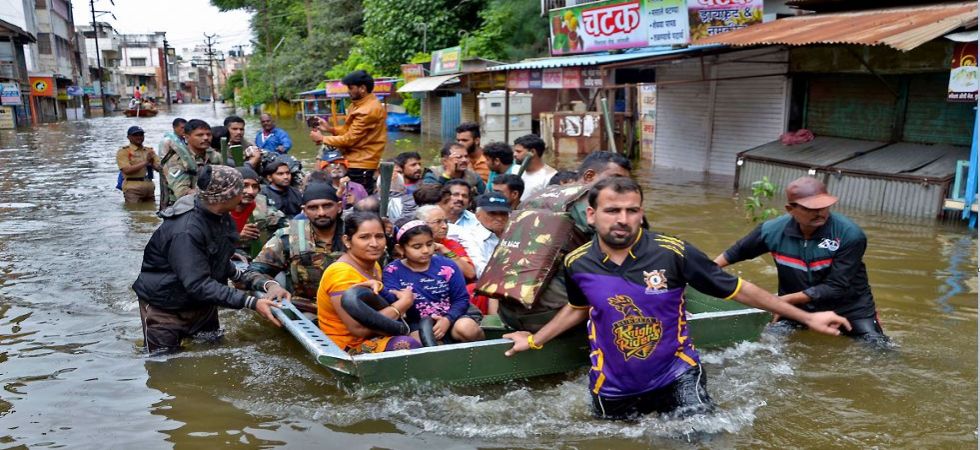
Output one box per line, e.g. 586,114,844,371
486,45,721,71
397,74,460,93
831,142,970,179
695,2,977,51
738,136,888,167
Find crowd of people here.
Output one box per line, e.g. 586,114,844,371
125,70,886,421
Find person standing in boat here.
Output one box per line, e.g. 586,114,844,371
133,165,289,353
117,126,160,203
503,177,851,420
309,70,387,194
245,182,345,315
316,212,421,354
714,176,888,343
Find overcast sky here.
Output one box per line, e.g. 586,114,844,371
72,0,254,54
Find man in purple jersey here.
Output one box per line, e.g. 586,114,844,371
504,177,851,420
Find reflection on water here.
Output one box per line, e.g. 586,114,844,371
0,104,975,448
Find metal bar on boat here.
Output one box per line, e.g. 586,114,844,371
273,302,353,362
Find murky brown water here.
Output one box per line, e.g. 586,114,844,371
0,103,975,449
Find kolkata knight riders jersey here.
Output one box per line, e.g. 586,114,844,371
564,230,742,398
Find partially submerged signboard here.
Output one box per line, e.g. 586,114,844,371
549,0,763,55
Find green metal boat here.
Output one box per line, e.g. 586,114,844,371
272,288,772,388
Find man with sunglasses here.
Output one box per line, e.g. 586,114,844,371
714,176,887,343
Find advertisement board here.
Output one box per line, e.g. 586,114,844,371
646,0,688,46
948,41,978,102
30,77,54,97
688,0,763,41
0,106,14,129
431,47,462,75
550,0,646,55
401,64,425,83
0,83,21,105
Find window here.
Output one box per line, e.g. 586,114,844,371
37,33,51,54
130,57,146,67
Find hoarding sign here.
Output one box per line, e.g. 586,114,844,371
542,68,564,88
688,0,763,41
562,68,582,88
0,106,14,129
401,64,424,83
29,77,54,97
646,0,688,46
325,79,395,98
529,70,543,89
507,70,530,89
0,82,21,105
948,42,977,102
431,46,462,75
550,0,647,55
83,85,96,95
67,85,84,97
582,68,603,88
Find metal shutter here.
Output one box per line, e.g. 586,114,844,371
903,72,974,146
653,60,711,171
806,74,896,142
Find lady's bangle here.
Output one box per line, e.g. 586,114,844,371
262,280,280,292
527,334,543,350
388,305,402,317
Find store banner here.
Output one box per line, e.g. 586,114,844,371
688,0,763,41
431,46,462,75
29,77,54,97
529,70,543,89
582,68,603,88
562,68,582,88
542,68,564,88
401,64,424,83
0,106,14,129
0,82,21,105
67,86,84,97
507,70,531,89
948,41,978,102
646,0,688,46
550,0,647,55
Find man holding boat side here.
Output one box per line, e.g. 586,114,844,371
504,177,851,420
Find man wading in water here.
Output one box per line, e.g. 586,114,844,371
504,177,851,420
133,165,289,353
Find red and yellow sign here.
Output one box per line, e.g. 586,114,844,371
400,64,424,83
324,79,396,98
948,42,978,102
29,77,54,97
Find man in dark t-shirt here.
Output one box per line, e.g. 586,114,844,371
504,177,851,420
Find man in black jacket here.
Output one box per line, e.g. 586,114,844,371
261,158,303,217
133,165,289,353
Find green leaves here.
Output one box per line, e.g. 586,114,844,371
744,176,780,223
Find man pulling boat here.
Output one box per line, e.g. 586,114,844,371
504,177,851,420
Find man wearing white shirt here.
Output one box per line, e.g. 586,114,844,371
514,134,557,202
439,179,480,229
448,191,511,278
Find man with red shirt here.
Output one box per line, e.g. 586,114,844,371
231,166,286,259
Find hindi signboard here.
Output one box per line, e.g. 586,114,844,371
0,82,21,105
948,42,978,102
29,77,54,97
688,0,763,41
431,47,462,75
550,0,647,56
401,64,425,83
646,0,688,46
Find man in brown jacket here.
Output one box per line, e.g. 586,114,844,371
310,70,387,194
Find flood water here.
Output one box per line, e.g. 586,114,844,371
0,103,975,449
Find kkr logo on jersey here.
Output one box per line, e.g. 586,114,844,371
608,295,662,360
643,269,668,294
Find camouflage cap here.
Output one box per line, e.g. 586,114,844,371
199,165,244,204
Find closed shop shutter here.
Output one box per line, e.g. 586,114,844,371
654,48,788,175
653,61,711,171
461,92,478,124
707,50,788,176
806,74,897,142
903,72,974,146
422,96,442,137
441,94,462,142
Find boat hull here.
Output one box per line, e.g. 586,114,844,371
124,109,158,117
273,288,772,388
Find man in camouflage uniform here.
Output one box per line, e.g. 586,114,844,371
245,182,345,314
232,166,287,260
163,119,224,206
117,126,160,203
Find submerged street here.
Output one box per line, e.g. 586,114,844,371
0,103,975,448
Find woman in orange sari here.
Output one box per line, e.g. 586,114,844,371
316,211,420,354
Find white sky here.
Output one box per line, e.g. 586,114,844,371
71,0,255,54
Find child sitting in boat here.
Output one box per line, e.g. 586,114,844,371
316,212,421,354
382,220,485,345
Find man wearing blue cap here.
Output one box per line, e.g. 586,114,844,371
117,126,160,203
450,191,511,279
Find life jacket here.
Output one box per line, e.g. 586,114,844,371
477,182,594,331
282,218,342,300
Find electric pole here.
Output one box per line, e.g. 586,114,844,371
203,33,218,110
89,0,108,115
162,35,172,110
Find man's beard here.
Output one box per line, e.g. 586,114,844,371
598,225,637,249
311,216,335,231
405,171,421,182
240,195,256,205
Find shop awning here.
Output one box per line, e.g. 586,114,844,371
486,45,722,71
397,74,460,93
695,1,977,52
